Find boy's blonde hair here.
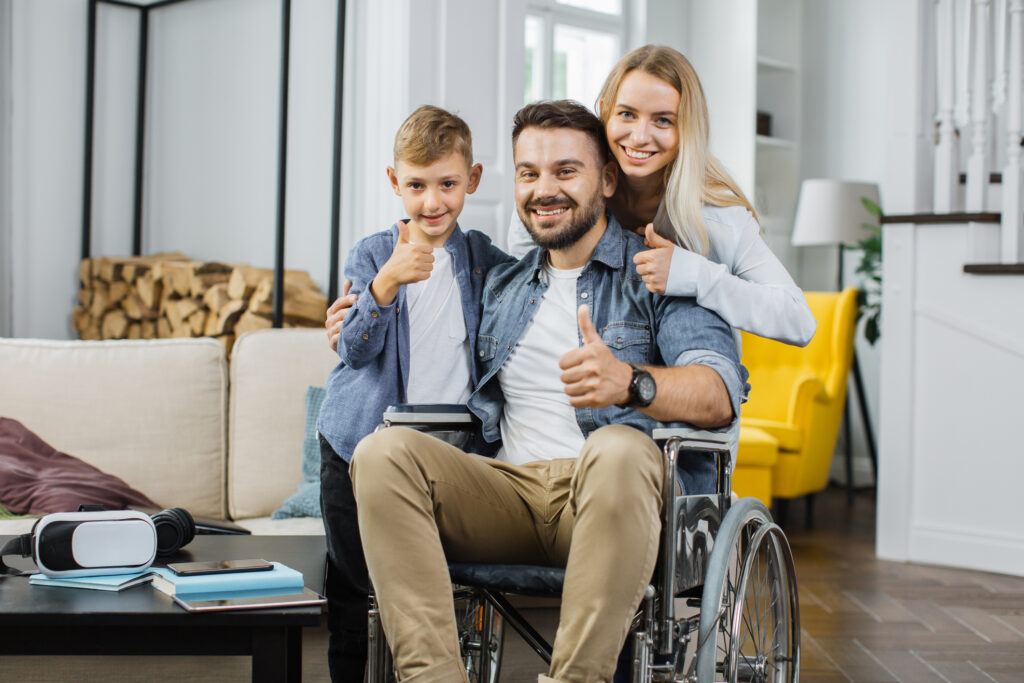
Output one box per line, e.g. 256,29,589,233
394,105,474,167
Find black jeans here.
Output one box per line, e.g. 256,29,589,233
319,434,370,683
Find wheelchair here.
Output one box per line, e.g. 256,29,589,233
366,405,800,683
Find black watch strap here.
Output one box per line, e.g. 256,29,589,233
618,364,656,408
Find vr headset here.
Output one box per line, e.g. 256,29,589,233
0,507,195,578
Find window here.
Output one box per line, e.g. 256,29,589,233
524,0,628,111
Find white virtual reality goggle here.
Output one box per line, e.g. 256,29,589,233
0,508,195,578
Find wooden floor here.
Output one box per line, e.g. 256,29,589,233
500,485,1024,682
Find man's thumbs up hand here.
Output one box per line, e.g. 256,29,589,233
632,223,675,295
577,303,602,345
558,305,634,409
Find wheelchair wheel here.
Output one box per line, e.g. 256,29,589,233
456,594,504,683
694,498,799,682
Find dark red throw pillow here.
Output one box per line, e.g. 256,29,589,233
0,417,158,515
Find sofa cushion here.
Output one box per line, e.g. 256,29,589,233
0,338,228,518
272,385,326,519
0,417,158,514
228,329,339,520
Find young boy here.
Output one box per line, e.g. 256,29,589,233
315,105,511,682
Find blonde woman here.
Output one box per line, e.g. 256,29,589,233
507,44,815,347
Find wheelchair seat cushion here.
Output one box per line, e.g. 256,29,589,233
448,562,565,597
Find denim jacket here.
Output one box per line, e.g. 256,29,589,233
317,222,512,462
468,215,748,452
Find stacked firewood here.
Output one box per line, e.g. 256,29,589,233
72,253,328,354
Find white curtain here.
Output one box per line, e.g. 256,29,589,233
0,0,12,337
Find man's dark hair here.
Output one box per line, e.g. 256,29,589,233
512,100,611,164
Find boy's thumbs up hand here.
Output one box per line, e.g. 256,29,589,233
396,220,411,243
633,223,675,295
558,304,634,409
370,221,435,306
386,220,434,282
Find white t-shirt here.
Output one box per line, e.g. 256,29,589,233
405,247,473,404
496,261,586,465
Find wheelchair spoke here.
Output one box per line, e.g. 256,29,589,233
696,499,798,683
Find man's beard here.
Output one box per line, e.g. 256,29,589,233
518,190,604,251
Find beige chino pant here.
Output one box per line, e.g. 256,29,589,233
349,424,664,683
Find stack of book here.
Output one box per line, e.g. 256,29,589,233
30,561,325,612
30,571,154,592
149,562,324,612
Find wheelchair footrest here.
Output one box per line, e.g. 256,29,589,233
448,563,565,598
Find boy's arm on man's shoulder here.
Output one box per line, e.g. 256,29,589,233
337,234,398,367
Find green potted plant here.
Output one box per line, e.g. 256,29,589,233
855,197,883,344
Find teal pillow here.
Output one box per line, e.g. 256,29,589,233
272,386,327,519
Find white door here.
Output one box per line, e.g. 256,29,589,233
407,0,526,248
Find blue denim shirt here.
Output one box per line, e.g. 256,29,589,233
468,215,748,457
317,222,512,462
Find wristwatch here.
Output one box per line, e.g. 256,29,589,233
620,364,656,408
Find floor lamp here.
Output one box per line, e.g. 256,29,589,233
791,179,881,504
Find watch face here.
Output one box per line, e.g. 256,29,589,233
636,372,656,404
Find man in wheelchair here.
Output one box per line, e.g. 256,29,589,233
349,100,747,683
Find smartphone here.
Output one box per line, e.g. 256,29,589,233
166,559,274,576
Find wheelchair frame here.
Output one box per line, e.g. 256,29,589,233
366,406,800,682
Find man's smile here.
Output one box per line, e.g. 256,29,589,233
534,207,567,217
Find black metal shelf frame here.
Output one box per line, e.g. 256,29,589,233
81,0,346,327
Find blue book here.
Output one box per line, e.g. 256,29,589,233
150,561,303,596
29,570,153,592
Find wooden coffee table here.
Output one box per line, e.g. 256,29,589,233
0,533,325,683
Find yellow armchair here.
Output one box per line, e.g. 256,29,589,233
735,289,859,515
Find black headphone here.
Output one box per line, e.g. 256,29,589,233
150,507,197,556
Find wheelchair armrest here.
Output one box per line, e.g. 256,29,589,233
381,404,476,431
652,427,729,454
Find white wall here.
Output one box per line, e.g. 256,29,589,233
11,0,88,339
8,0,341,339
878,222,1024,577
799,0,926,486
0,0,12,337
643,0,688,54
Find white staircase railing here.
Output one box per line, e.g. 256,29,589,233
931,0,1024,262
1002,0,1023,261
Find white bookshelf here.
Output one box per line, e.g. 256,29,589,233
690,0,803,273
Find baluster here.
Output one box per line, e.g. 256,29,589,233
1001,0,1023,262
966,0,993,211
935,0,959,212
955,0,973,133
992,0,1008,113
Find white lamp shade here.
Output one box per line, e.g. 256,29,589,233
791,180,881,246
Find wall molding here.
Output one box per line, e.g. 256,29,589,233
916,302,1024,360
0,0,12,337
910,523,1024,578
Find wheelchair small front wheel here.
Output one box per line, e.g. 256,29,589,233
695,498,799,682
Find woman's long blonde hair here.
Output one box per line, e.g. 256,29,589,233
597,45,757,256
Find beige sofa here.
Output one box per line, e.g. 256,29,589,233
0,329,340,682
